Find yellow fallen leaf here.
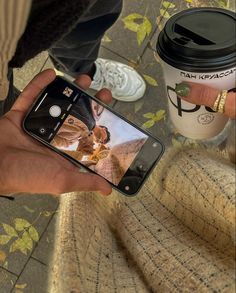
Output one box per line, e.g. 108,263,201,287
0,250,6,262
122,19,140,32
143,112,155,119
154,110,166,121
14,218,31,231
160,9,171,19
10,239,28,255
0,235,12,245
136,17,152,45
42,211,52,217
156,16,164,31
3,223,18,237
15,283,27,289
22,232,33,251
142,120,155,129
143,17,152,35
123,13,143,21
29,226,39,242
143,74,158,86
137,25,147,45
23,206,35,213
162,1,176,8
102,35,112,43
156,110,166,117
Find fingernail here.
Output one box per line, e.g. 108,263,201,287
175,83,191,97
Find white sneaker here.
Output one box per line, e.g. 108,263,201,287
90,58,146,102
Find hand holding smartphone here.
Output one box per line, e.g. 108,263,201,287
23,77,164,196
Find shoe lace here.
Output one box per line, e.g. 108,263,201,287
98,63,125,89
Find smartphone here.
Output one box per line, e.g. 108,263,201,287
23,76,164,196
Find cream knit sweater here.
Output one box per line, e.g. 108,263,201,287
49,148,236,292
0,0,31,100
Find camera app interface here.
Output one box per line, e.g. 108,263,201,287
50,89,148,186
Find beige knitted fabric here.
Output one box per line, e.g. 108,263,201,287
49,148,235,292
0,0,31,100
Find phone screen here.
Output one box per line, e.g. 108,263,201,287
50,90,148,186
24,77,164,195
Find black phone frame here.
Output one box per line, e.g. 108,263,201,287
23,76,165,196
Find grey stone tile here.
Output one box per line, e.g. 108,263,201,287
0,195,58,276
102,0,163,62
13,52,48,91
0,268,17,293
14,258,48,293
32,214,58,266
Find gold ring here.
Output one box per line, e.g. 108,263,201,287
212,92,222,112
212,90,228,113
217,90,228,113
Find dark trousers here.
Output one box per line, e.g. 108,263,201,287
0,0,122,115
49,0,122,76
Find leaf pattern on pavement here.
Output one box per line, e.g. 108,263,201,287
0,217,39,256
142,110,166,129
122,13,152,45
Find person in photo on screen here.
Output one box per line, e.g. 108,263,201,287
51,114,111,161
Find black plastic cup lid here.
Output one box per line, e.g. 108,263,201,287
156,8,236,72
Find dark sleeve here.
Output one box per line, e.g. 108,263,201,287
71,97,96,131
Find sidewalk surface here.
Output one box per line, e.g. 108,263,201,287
0,0,235,292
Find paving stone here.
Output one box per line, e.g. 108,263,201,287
0,268,17,293
102,0,164,62
13,52,48,91
0,195,58,276
32,213,58,266
14,258,48,293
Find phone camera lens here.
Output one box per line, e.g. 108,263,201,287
39,127,46,134
49,105,61,117
125,186,130,191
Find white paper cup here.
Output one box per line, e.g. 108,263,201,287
156,8,236,140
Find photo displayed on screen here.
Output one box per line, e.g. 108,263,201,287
51,95,148,185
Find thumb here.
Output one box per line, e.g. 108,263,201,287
11,69,56,115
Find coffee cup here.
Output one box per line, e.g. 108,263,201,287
156,8,236,140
